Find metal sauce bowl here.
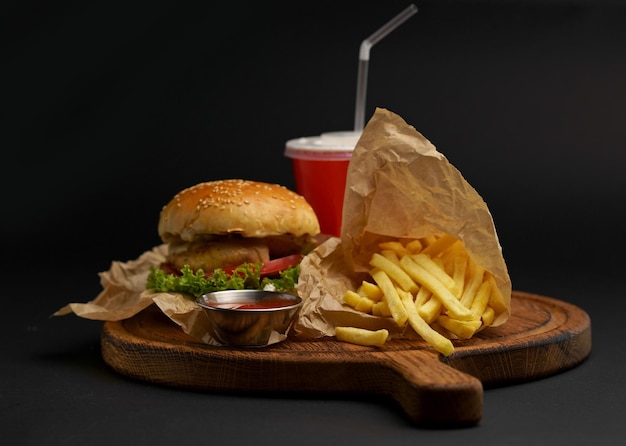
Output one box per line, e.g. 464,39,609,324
196,290,303,347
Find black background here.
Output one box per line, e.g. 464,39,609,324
5,0,625,274
3,1,626,444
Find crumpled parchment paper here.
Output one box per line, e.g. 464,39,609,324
292,107,511,339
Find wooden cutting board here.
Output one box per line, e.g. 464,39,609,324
101,290,591,427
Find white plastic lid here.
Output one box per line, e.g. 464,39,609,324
284,131,361,160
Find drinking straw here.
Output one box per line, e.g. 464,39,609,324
353,4,418,132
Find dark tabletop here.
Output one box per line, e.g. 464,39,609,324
3,1,625,444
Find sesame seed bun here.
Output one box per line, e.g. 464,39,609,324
158,179,320,243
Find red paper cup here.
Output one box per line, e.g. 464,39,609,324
285,131,361,237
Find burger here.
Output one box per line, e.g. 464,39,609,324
147,179,321,296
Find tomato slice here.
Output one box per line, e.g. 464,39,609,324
259,254,303,277
160,262,182,276
164,255,303,278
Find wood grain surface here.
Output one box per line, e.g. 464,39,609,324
101,290,591,427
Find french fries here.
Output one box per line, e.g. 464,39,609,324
343,290,375,313
371,268,409,327
370,253,418,294
339,234,508,355
399,290,454,356
335,326,389,347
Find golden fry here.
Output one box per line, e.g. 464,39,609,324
370,253,419,294
413,285,432,307
486,273,508,315
459,260,485,308
409,253,458,295
372,300,392,317
400,256,474,321
419,235,437,248
380,249,401,265
437,315,482,339
405,239,423,254
470,280,492,318
418,296,442,324
450,255,468,299
355,297,374,313
399,292,454,356
480,306,495,328
439,242,466,279
420,233,460,257
335,326,389,347
343,290,362,308
371,269,409,326
358,280,383,301
378,241,408,257
344,290,376,313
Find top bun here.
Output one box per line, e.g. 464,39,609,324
158,179,321,243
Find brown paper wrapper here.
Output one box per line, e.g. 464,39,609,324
54,245,285,346
53,244,216,343
292,108,511,339
54,246,167,321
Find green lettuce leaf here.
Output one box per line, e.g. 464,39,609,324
146,263,301,297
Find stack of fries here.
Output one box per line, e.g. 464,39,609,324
335,234,508,355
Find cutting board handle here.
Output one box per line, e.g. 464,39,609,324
376,350,482,426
